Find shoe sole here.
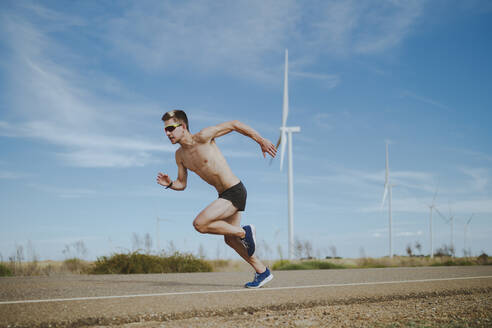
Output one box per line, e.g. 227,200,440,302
245,273,273,289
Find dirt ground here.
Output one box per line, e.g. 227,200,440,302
90,288,491,328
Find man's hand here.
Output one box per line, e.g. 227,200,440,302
259,138,277,158
156,172,172,187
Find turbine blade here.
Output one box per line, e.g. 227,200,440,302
385,142,389,184
282,49,289,127
280,130,287,171
381,185,388,209
381,142,390,209
278,49,289,171
434,207,448,223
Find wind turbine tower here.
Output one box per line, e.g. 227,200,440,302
381,141,394,258
448,205,455,257
275,49,301,260
427,188,438,258
464,214,474,256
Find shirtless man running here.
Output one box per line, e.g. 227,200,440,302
156,110,277,288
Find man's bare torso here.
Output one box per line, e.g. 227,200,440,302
177,136,239,194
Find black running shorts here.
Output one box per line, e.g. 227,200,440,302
218,181,247,212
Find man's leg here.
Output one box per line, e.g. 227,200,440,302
193,199,267,273
193,198,245,238
223,212,267,274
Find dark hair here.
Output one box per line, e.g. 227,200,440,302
162,110,189,131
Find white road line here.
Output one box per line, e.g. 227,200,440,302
1,275,491,305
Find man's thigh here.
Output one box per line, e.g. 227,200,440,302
224,211,242,227
195,198,238,224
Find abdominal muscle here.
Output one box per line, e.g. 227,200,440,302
181,140,240,194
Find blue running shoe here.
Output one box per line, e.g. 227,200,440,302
245,268,273,288
241,225,256,257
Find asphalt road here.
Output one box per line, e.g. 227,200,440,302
1,266,491,327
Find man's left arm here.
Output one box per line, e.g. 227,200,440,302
197,120,277,158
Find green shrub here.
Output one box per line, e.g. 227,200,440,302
272,260,346,271
91,252,212,274
271,259,291,270
0,263,13,276
477,252,489,265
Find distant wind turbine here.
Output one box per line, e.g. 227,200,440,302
434,206,453,256
274,49,301,260
464,214,474,257
447,204,456,257
426,187,439,258
381,141,394,258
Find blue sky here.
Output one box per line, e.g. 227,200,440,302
1,1,491,261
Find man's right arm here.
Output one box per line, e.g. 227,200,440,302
157,151,187,191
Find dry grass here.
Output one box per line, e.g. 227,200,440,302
0,259,94,276
272,255,490,271
355,255,489,268
1,255,489,276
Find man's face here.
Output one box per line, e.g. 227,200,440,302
164,119,184,144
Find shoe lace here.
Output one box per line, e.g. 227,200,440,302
240,238,249,249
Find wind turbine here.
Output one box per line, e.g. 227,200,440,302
381,141,394,258
464,214,474,257
426,187,439,258
434,207,452,256
447,204,455,257
274,49,301,260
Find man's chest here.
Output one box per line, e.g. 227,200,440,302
180,145,214,172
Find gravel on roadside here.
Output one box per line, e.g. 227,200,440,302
90,287,491,328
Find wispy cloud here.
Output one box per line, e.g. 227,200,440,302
461,167,489,192
0,170,22,180
448,148,492,162
56,149,158,169
402,90,450,110
291,71,340,89
363,192,492,215
101,1,423,80
0,1,426,168
104,0,299,82
29,183,97,199
371,229,423,238
294,163,490,215
1,6,173,168
396,230,423,237
363,196,431,214
298,165,435,193
452,198,492,214
313,113,333,130
353,1,423,54
391,170,436,193
306,0,423,55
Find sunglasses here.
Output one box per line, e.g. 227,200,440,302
165,123,182,132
